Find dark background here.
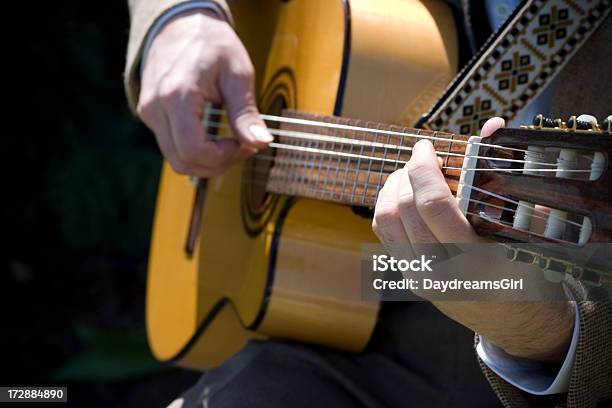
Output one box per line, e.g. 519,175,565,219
4,2,199,406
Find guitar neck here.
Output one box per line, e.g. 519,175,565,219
266,110,470,207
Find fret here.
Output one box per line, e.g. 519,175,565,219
414,128,422,160
282,123,291,195
321,116,337,199
392,128,405,173
445,132,453,174
339,120,356,202
285,119,298,196
289,121,301,196
301,115,318,197
330,117,347,201
296,120,312,196
351,120,367,204
313,115,327,197
296,120,313,194
375,126,393,198
431,130,438,162
304,118,316,194
361,122,381,205
312,115,330,197
300,118,314,195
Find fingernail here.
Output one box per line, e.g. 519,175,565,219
249,124,274,143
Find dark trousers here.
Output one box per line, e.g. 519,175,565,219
177,302,501,407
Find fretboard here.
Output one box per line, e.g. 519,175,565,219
266,110,469,207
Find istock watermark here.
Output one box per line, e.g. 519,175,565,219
359,243,608,302
372,254,434,272
370,253,523,295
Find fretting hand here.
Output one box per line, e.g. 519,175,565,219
372,117,574,363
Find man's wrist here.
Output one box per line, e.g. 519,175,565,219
141,1,227,74
484,300,574,363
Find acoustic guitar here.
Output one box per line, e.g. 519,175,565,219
145,0,612,370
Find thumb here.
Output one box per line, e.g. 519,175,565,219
220,65,273,148
480,117,505,138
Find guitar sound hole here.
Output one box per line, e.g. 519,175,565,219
243,95,286,212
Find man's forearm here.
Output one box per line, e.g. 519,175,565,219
434,300,575,363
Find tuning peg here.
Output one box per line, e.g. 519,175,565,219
529,114,611,133
532,114,558,129
567,115,597,130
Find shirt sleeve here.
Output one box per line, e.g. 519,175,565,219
140,0,226,74
476,287,579,395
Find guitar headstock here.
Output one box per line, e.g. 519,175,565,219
459,114,612,283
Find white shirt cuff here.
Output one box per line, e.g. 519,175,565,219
140,1,225,76
477,286,579,395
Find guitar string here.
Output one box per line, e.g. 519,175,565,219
245,153,586,227
464,196,584,228
206,107,596,157
281,149,587,229
215,172,588,240
206,108,530,153
208,158,588,233
184,110,598,240
207,125,597,173
264,142,593,173
206,121,564,168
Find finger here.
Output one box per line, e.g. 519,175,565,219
396,165,438,244
237,144,259,158
138,102,178,161
373,170,411,257
407,140,482,243
220,56,273,148
164,113,233,176
145,112,218,176
185,140,257,176
480,117,505,138
138,101,196,174
166,98,245,170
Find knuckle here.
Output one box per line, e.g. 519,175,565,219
371,220,387,243
374,203,401,228
372,221,399,246
169,160,190,175
136,95,154,119
215,33,238,53
158,76,186,103
136,102,146,117
136,105,151,122
416,193,453,220
388,169,402,180
382,169,401,187
239,64,255,79
406,159,429,176
371,219,382,237
229,60,255,83
396,191,414,213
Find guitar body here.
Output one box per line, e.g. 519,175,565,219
147,0,458,370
